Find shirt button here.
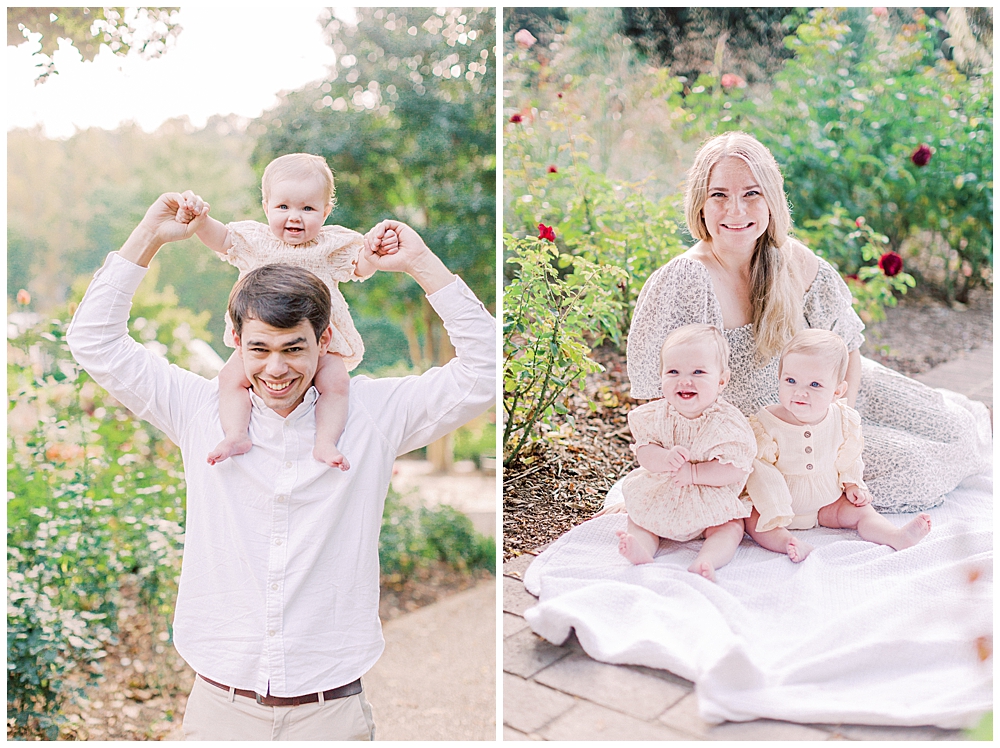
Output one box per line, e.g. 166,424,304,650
284,461,293,469
804,431,812,438
268,630,276,637
271,583,279,591
805,446,813,454
806,464,814,470
275,539,282,546
277,495,287,503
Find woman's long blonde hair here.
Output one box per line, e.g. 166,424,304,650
684,132,801,363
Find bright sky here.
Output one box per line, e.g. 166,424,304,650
6,6,357,139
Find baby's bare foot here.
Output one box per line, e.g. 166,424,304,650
687,559,716,582
314,441,350,471
786,536,814,563
889,513,931,551
616,530,655,565
208,434,253,465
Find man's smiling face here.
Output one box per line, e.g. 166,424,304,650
234,319,332,417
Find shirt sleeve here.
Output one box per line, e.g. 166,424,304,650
351,277,495,456
223,221,268,275
704,405,756,474
66,252,217,445
743,412,795,531
834,400,867,490
803,258,866,351
626,257,722,400
626,401,664,453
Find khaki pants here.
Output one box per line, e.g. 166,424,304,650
182,675,375,741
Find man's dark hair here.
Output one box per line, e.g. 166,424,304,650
229,264,331,342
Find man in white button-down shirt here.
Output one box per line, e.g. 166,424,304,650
67,193,496,740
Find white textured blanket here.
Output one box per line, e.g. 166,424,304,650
523,471,993,729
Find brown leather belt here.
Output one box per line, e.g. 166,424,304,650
199,674,362,707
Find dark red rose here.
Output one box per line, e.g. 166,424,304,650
911,144,932,167
538,223,556,242
557,92,563,98
845,273,860,281
509,113,523,123
878,251,903,277
547,165,558,173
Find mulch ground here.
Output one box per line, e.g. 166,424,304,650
16,565,492,741
503,288,992,560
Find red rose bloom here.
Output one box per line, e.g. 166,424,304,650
720,73,745,89
538,223,556,242
911,144,932,167
547,165,558,173
509,113,523,123
878,251,903,277
855,216,865,227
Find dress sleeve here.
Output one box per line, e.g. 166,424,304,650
319,226,369,283
834,400,867,490
703,404,756,474
743,412,795,531
222,221,267,275
626,257,723,399
802,258,866,351
626,402,664,453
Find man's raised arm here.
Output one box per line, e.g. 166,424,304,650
356,220,495,455
67,193,215,444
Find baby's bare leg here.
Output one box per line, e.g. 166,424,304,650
744,507,814,562
616,517,660,565
208,351,253,465
688,518,745,582
313,352,350,470
818,495,931,551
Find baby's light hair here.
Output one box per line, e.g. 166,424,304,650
659,324,729,374
779,329,849,383
261,153,336,208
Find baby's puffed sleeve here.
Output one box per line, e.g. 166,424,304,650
704,404,756,475
802,258,866,351
834,400,868,490
626,402,663,455
743,413,795,532
222,221,268,274
626,258,723,400
320,226,369,282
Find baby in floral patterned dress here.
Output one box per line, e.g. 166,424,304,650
618,324,757,582
743,329,933,561
179,153,397,469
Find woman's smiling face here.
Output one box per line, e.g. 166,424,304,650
701,156,770,254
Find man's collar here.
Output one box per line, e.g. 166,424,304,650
248,385,319,420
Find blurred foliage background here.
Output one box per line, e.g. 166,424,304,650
8,6,496,739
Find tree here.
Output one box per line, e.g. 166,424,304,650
252,7,496,374
7,7,181,83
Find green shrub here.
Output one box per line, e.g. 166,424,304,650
503,237,625,466
378,489,495,578
454,413,497,466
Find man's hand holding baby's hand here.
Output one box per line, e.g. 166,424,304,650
844,483,871,506
174,191,209,225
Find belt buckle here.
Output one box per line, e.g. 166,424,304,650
256,692,266,705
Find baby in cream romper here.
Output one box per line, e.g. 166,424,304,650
743,330,933,562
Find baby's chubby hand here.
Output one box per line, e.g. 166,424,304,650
671,462,694,487
363,224,400,257
174,190,209,225
844,483,871,506
662,445,691,473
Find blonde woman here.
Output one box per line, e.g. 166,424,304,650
625,132,990,513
